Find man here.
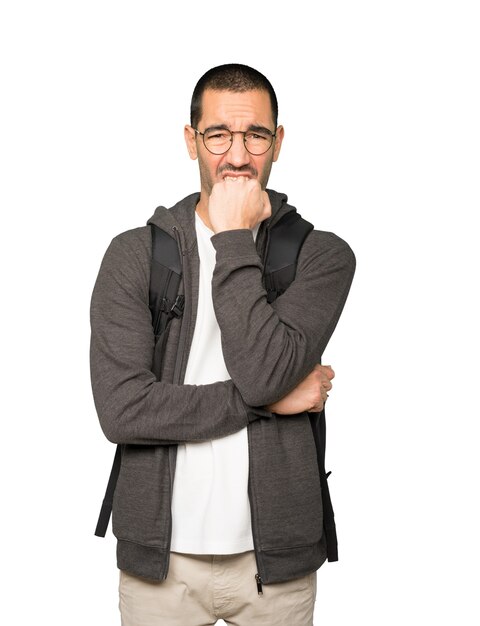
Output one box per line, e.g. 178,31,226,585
90,63,355,625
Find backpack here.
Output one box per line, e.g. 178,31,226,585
95,210,338,562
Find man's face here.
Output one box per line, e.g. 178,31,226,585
185,89,284,197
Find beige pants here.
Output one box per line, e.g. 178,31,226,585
119,550,317,625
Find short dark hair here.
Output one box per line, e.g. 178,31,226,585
190,63,278,130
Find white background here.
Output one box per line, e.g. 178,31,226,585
1,1,479,624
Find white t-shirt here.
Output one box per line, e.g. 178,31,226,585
170,212,260,554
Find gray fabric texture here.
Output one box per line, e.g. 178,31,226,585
90,188,356,583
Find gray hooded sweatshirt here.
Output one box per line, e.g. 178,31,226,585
90,188,355,584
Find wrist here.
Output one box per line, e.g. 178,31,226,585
210,228,258,256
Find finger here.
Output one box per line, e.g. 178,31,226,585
316,364,335,380
312,398,325,412
324,367,335,380
319,370,333,384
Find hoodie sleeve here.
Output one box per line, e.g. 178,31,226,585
210,227,356,407
90,233,271,446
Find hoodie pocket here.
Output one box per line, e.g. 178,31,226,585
112,445,171,548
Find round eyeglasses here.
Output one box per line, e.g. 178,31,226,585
194,127,277,156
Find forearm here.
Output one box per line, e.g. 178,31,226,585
90,361,268,445
211,228,355,406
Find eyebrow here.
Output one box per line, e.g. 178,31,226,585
203,124,274,135
203,124,230,133
247,124,275,135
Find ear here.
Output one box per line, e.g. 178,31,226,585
184,125,198,160
272,125,284,162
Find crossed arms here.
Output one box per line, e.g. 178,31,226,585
90,226,355,445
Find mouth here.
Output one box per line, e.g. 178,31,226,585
219,163,258,180
222,173,252,181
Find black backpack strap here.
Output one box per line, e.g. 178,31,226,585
94,223,184,538
308,409,338,561
264,211,338,562
264,211,314,302
94,444,122,537
149,224,184,379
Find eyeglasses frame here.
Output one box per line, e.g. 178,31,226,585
193,126,277,156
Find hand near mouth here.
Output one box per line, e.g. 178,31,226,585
208,177,271,234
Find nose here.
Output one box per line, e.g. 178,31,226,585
225,132,251,167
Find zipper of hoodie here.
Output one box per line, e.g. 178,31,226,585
247,424,266,595
250,219,270,594
161,223,189,581
162,226,188,580
249,210,297,592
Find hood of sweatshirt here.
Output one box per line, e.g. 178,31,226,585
146,188,297,254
